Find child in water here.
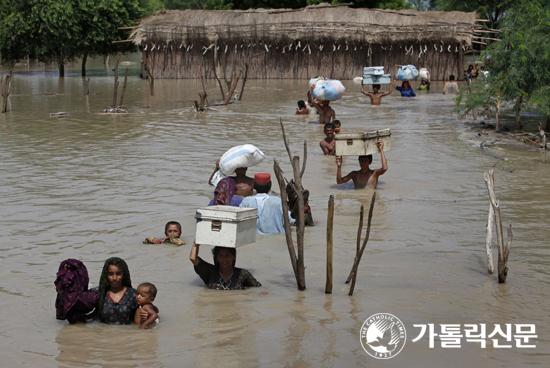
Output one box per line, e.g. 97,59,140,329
295,100,309,115
333,120,343,133
134,282,159,329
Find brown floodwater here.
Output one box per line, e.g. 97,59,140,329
1,55,549,367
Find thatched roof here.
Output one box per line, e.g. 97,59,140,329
129,3,478,46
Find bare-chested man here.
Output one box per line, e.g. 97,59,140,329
360,83,392,105
336,140,387,189
309,84,335,125
320,123,336,156
209,162,254,197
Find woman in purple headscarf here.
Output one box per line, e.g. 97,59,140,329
208,177,243,207
55,259,98,323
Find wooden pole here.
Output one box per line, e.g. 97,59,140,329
238,63,249,101
212,50,225,100
325,195,334,294
485,174,495,275
200,76,210,107
484,170,511,283
111,52,121,108
348,192,376,295
2,71,12,113
346,204,364,283
144,63,154,96
292,155,306,289
85,77,91,96
280,118,293,163
300,140,307,179
119,68,128,107
539,123,547,163
222,69,242,105
496,85,502,132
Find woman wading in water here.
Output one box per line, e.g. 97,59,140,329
190,243,261,290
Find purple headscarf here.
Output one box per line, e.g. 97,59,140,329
213,178,237,205
55,259,98,323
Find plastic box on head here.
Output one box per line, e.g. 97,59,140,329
195,206,258,248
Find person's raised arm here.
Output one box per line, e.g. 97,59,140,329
208,160,220,186
189,242,200,266
360,81,371,97
309,84,321,110
372,140,388,179
336,156,353,184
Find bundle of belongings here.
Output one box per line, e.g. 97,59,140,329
55,259,98,323
286,180,314,226
309,76,346,101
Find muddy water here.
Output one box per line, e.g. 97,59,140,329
1,56,549,367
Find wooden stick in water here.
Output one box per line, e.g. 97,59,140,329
349,192,376,296
325,195,334,294
346,204,364,283
222,69,242,105
111,53,121,108
119,68,128,107
238,63,249,101
485,175,495,275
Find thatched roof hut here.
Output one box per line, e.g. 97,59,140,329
128,4,479,80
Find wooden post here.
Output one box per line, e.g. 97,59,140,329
199,76,210,107
212,49,225,100
222,69,242,105
104,55,110,69
515,95,523,130
119,68,128,107
85,77,91,96
346,204,364,283
484,170,512,283
496,85,502,132
111,53,121,108
144,63,154,96
348,192,376,296
238,63,249,101
539,123,546,163
325,195,334,294
1,71,12,113
485,174,495,275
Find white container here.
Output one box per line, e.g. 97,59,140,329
364,66,384,75
335,129,392,156
419,68,430,80
195,206,258,248
363,74,392,85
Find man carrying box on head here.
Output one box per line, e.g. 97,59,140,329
239,173,295,235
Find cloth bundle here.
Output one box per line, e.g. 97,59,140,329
55,259,98,323
309,77,345,101
397,65,419,81
418,68,430,80
211,144,265,186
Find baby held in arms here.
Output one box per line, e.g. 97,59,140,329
134,283,159,329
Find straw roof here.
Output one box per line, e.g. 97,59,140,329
129,4,478,46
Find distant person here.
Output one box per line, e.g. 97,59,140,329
418,79,430,91
360,83,392,105
443,75,459,95
146,221,183,245
306,91,318,115
463,70,472,82
295,100,309,115
134,283,159,329
474,65,480,78
239,173,294,234
320,123,336,155
335,140,388,189
209,161,254,197
309,84,335,124
333,120,343,134
393,78,416,97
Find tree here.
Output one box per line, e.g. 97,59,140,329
0,0,161,77
454,0,550,131
434,0,510,30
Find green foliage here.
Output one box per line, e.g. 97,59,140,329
434,0,510,29
0,0,160,73
454,0,550,125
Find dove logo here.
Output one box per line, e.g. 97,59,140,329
360,313,406,359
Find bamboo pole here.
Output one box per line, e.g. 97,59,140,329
325,194,334,294
222,69,242,105
119,68,128,107
485,174,495,275
484,170,511,283
348,192,376,295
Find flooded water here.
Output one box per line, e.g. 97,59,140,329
1,55,549,367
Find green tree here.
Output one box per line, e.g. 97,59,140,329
0,0,160,77
455,0,550,131
435,0,510,30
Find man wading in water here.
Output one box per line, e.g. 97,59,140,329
309,84,335,125
320,123,336,156
335,140,388,189
209,162,255,197
360,83,392,105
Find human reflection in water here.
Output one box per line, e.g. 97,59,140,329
189,243,261,290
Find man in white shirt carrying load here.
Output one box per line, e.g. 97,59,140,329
239,173,294,235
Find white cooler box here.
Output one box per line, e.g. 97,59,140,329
335,129,392,156
363,74,392,85
363,66,384,75
195,206,258,248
